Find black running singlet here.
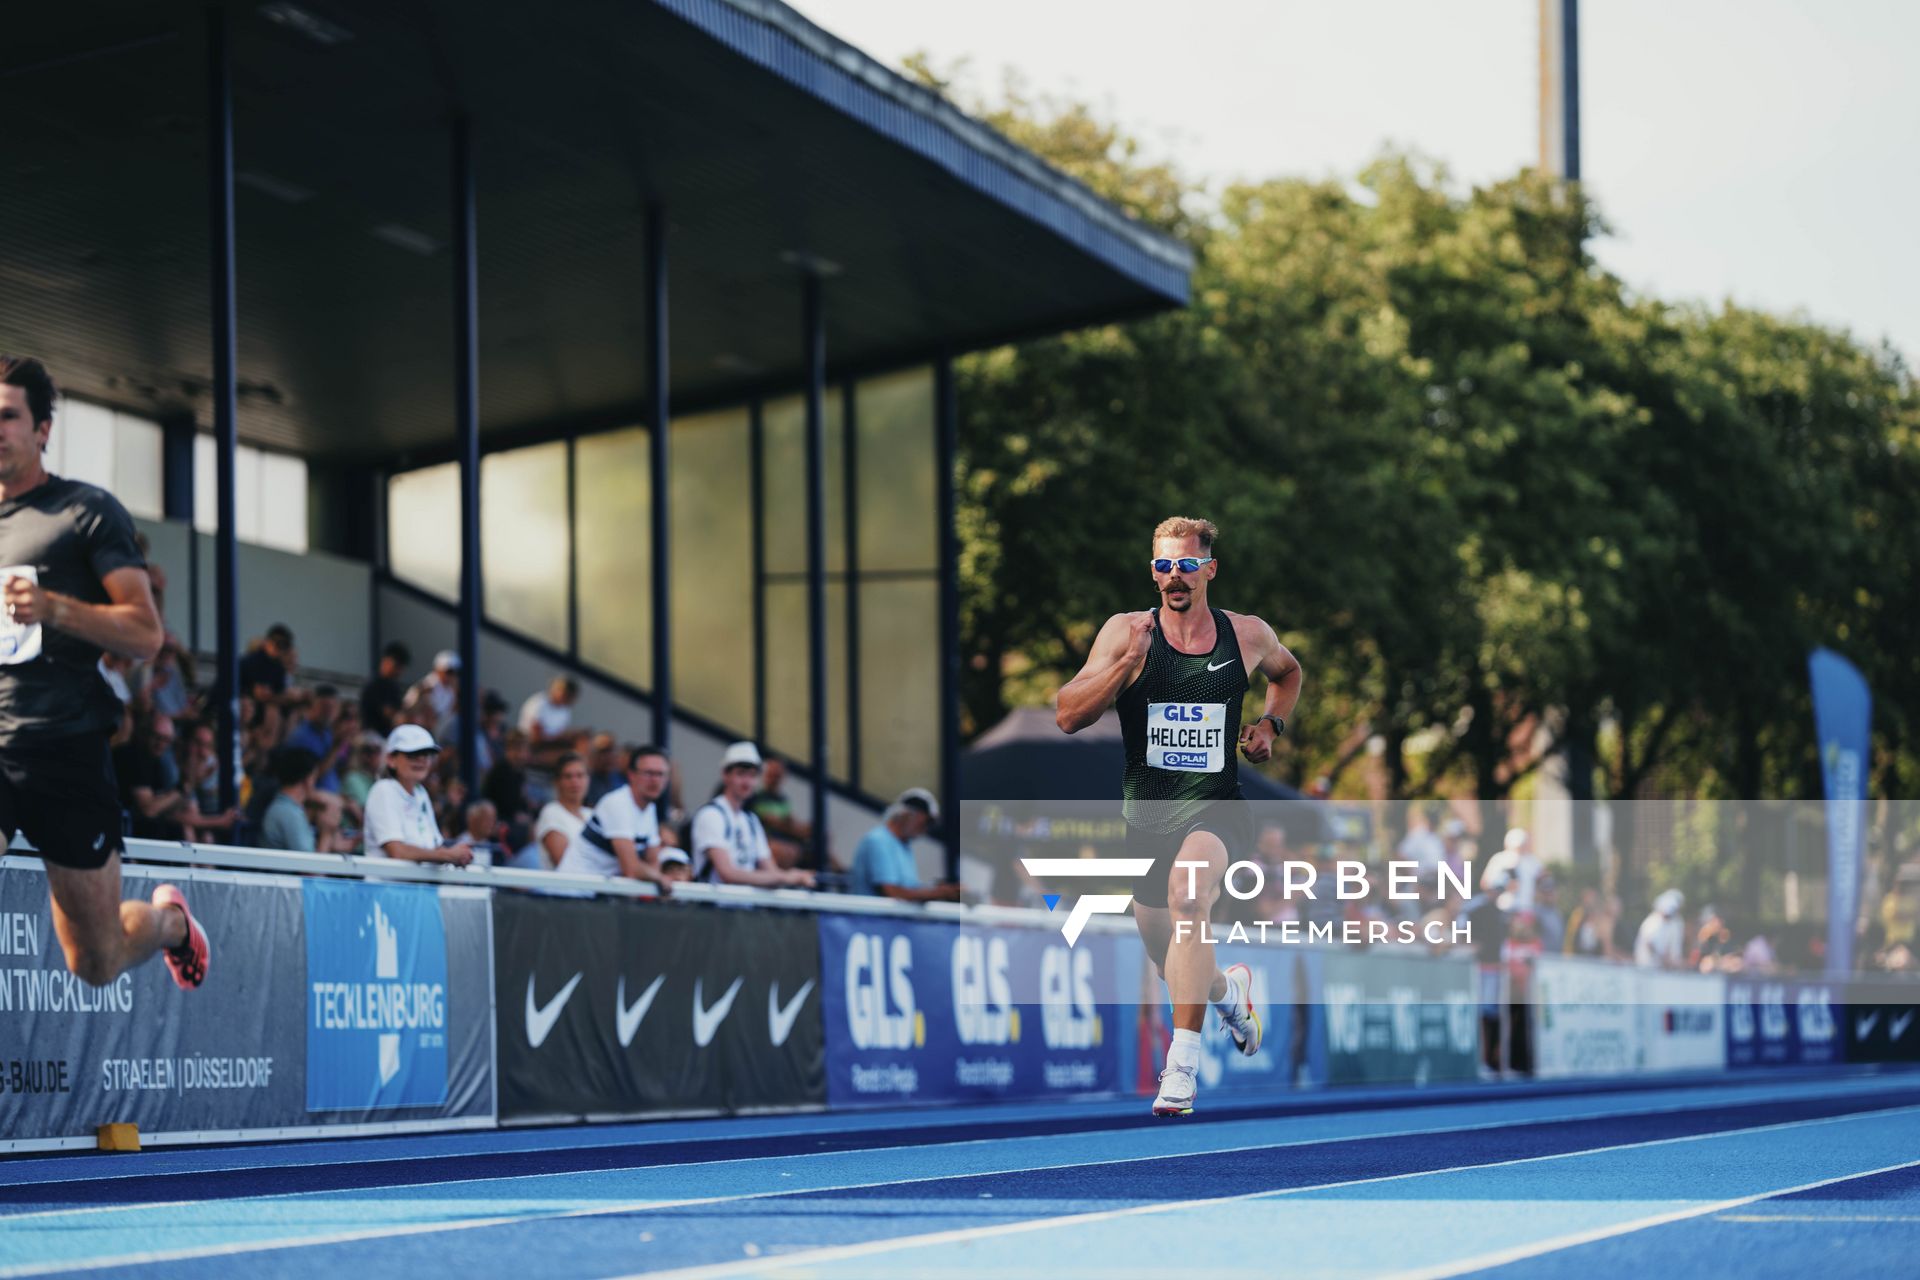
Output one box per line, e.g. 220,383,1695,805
1117,607,1248,833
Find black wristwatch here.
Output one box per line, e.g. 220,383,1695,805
1256,714,1286,735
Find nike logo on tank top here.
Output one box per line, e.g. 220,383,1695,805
1116,608,1249,833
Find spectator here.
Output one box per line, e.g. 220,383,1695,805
482,728,537,848
363,725,470,865
658,847,693,883
99,651,134,706
360,642,412,735
585,732,622,804
556,744,672,887
1481,827,1542,908
1397,805,1447,885
1741,929,1779,974
452,798,499,866
260,747,350,852
1691,906,1736,971
519,676,579,746
1533,874,1566,954
1565,886,1616,958
1467,868,1512,1076
749,756,814,869
534,752,592,869
473,690,510,776
285,684,351,793
692,742,813,888
141,635,195,721
239,623,295,706
403,650,461,738
175,719,238,841
115,713,191,841
340,732,384,823
850,789,957,901
1634,889,1686,968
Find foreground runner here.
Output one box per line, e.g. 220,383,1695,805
0,356,209,991
1056,515,1302,1115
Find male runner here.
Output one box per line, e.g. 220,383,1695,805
1056,515,1302,1115
0,356,209,990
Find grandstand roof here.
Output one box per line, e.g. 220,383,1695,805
0,0,1192,460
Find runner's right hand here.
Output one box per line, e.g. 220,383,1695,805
1124,612,1155,660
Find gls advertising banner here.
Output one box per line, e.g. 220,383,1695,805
818,914,1131,1107
494,894,824,1120
1726,979,1840,1068
0,862,492,1148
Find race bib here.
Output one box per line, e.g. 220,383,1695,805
1146,702,1226,772
0,565,42,666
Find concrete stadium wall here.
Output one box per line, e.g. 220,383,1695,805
135,517,374,681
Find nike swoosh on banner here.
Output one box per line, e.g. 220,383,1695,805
1892,1012,1915,1042
525,972,584,1049
769,978,816,1046
692,976,745,1047
616,974,666,1048
1857,1012,1880,1039
1207,660,1234,672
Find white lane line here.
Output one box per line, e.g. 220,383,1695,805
0,1076,1894,1228
1380,1158,1920,1280
611,1105,1920,1280
3,1072,1895,1191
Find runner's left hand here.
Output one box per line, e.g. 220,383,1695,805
1239,720,1275,763
2,576,50,627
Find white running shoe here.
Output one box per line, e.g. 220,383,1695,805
1219,962,1262,1058
1152,1063,1197,1117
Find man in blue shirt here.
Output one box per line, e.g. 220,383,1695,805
849,789,959,902
285,684,349,792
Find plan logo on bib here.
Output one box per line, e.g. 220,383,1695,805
304,881,449,1111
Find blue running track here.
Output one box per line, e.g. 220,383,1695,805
2,1069,1917,1278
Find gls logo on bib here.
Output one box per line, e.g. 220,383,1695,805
1146,702,1225,772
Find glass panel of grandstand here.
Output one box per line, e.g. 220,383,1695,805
574,427,652,689
481,440,569,649
669,407,753,730
855,368,937,573
858,577,939,800
111,411,164,521
387,461,461,601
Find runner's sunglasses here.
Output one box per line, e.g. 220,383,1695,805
1150,556,1214,574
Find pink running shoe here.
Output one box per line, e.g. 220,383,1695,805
152,884,210,990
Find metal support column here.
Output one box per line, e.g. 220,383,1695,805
842,378,860,791
206,7,240,812
934,356,961,883
646,203,671,752
802,275,830,857
750,401,767,746
452,116,481,792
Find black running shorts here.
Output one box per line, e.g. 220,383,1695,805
1123,793,1253,909
0,735,125,870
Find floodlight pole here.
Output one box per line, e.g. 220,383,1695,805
452,114,481,794
206,6,240,813
646,203,672,752
803,273,830,860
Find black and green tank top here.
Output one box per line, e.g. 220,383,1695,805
1117,607,1248,833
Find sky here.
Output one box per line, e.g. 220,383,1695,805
791,0,1919,363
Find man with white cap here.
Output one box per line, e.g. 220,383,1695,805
1481,826,1543,909
403,650,461,738
850,788,959,902
557,744,673,889
363,724,471,865
693,743,814,888
1634,889,1687,969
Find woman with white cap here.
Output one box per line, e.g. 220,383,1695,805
362,724,471,865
